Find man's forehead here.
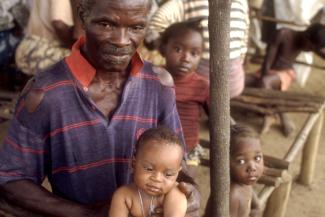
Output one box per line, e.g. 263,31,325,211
92,0,150,9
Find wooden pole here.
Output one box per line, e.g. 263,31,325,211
208,0,231,216
258,186,275,206
263,172,292,217
299,111,324,185
284,109,323,162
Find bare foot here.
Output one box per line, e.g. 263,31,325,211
261,114,279,134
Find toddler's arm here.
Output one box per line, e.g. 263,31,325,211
109,187,131,217
163,186,187,217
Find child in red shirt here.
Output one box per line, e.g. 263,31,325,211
159,19,209,176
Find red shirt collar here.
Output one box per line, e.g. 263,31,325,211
65,36,144,88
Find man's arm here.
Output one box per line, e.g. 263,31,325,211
0,180,99,217
313,49,325,59
261,30,283,76
52,20,74,48
51,0,74,48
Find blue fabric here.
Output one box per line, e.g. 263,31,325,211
0,60,183,204
0,29,21,67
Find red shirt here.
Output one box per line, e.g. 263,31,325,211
174,72,209,151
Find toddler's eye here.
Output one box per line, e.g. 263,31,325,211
191,51,199,57
174,47,181,53
165,172,176,178
144,167,153,172
237,159,245,165
255,155,262,162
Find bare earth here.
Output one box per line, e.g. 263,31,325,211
0,57,324,216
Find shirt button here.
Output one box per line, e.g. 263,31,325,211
83,86,88,92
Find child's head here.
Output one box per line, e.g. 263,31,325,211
303,23,325,49
159,19,204,77
230,124,264,185
133,126,184,196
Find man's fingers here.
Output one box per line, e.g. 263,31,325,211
178,182,192,198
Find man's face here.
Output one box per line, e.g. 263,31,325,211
82,0,149,72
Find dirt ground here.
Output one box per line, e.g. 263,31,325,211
196,56,325,217
0,56,324,217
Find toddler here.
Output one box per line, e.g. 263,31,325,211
230,124,264,217
109,127,187,217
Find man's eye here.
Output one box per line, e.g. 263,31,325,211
130,26,145,32
98,22,112,28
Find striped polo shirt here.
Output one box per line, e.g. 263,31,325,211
0,37,183,204
147,0,250,60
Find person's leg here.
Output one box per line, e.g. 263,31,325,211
260,73,281,90
260,72,296,137
280,113,295,137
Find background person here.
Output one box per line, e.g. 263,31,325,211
158,19,209,176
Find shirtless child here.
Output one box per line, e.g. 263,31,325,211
247,23,325,136
229,124,264,217
109,127,188,217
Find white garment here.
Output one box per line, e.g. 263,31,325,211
0,0,21,30
274,0,325,86
274,0,325,30
26,0,73,42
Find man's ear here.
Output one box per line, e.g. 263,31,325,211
77,6,86,29
132,158,136,168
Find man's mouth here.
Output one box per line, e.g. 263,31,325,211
102,53,131,63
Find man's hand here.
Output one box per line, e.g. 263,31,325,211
178,182,200,217
150,182,200,217
84,203,109,217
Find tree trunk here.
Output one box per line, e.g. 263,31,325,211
209,0,231,216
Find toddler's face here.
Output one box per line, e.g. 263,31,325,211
133,140,183,196
230,137,264,185
164,29,203,77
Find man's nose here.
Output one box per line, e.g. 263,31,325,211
111,28,131,47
